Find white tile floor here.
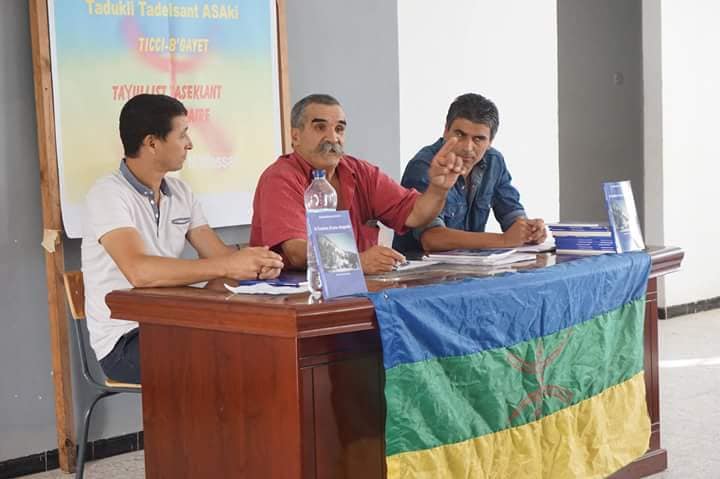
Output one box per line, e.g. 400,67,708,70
24,309,720,478
649,309,720,478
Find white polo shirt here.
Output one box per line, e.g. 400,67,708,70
81,161,207,360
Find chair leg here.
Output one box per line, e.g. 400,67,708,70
76,391,113,479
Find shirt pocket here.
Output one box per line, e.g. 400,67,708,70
167,217,191,255
471,195,492,231
443,203,467,229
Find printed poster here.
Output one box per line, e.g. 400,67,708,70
49,0,282,237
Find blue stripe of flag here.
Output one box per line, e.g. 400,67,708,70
367,252,650,370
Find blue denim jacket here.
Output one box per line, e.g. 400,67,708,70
393,138,526,254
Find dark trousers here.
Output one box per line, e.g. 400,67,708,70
99,328,141,384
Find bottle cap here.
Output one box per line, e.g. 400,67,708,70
312,169,326,179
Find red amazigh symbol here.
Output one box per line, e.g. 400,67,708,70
507,331,574,423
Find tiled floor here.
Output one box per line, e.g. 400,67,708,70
23,309,720,478
22,451,144,479
649,309,720,478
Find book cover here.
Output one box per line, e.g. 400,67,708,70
307,211,367,298
603,181,645,253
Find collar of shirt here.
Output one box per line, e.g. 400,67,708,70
431,138,487,193
119,159,172,198
287,151,358,210
119,159,172,227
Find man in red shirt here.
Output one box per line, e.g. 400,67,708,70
250,93,464,274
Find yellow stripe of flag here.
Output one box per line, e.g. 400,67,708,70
387,372,650,479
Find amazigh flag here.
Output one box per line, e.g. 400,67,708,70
368,252,652,478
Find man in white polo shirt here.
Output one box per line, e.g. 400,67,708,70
81,94,283,383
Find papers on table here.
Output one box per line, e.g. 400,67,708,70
394,260,439,271
425,249,537,266
224,281,307,295
515,240,556,253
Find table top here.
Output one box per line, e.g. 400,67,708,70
105,246,683,339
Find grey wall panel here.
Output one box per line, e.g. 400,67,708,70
285,0,401,179
558,0,644,224
0,1,146,460
0,1,66,459
1,0,60,459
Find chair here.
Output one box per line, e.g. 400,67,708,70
63,271,141,479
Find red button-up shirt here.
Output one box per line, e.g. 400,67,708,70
250,152,419,254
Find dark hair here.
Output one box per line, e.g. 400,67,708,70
119,94,187,157
445,93,499,140
291,93,341,128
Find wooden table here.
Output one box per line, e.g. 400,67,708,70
106,247,683,479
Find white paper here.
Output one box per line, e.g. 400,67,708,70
515,240,556,253
394,260,439,271
224,283,307,296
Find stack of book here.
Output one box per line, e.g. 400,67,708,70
548,223,616,255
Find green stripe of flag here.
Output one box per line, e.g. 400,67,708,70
385,297,645,457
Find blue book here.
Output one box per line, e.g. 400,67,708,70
603,181,645,253
548,222,610,232
556,249,614,256
307,211,367,298
547,223,611,238
554,237,616,250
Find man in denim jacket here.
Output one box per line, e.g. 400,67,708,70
394,93,546,255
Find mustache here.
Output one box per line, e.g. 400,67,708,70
316,141,344,155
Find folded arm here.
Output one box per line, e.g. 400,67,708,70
420,218,534,252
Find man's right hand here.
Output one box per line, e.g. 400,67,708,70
501,218,532,247
223,246,284,280
360,245,406,274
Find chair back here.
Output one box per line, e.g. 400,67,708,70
63,270,103,387
63,271,141,390
61,273,140,479
63,271,85,320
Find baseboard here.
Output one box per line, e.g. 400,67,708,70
0,431,143,479
659,295,720,319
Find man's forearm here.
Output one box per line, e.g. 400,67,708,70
420,227,507,252
281,239,308,270
405,185,448,228
123,255,228,288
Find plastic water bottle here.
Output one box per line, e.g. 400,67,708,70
304,169,338,297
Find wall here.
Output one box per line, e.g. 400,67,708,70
557,0,644,224
642,0,664,249
0,3,148,460
285,0,401,179
396,0,560,231
0,1,60,459
644,0,720,306
0,0,400,462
